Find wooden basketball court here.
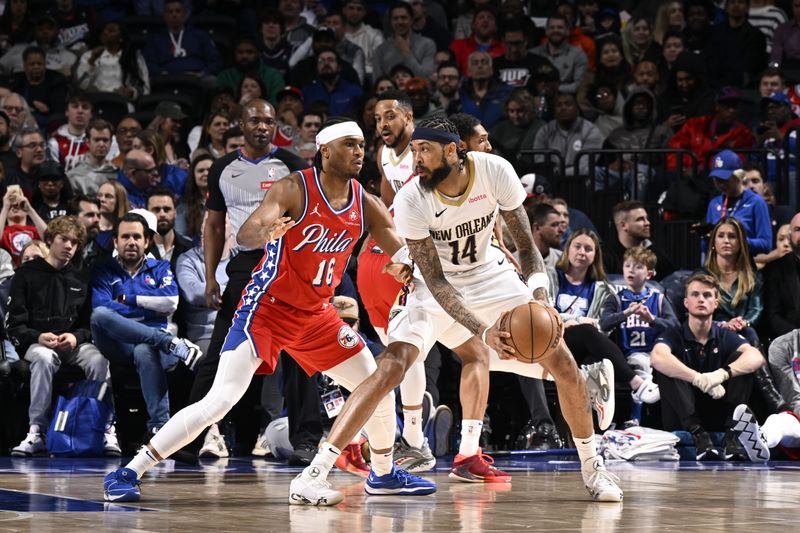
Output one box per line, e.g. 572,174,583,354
1,456,798,532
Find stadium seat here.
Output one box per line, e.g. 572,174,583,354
90,92,133,127
149,75,207,117
122,15,163,51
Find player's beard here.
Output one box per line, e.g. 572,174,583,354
418,153,452,192
384,127,405,149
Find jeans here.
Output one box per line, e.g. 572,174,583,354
91,306,178,431
25,342,111,428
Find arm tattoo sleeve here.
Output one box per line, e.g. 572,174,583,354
501,205,544,279
407,236,487,336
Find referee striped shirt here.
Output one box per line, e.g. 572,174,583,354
206,147,308,251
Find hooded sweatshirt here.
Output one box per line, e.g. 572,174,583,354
605,87,672,150
47,124,88,171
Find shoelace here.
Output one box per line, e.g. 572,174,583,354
586,467,620,489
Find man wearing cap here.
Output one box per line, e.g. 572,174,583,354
90,211,202,440
342,0,384,82
666,86,755,174
301,48,362,117
32,161,69,223
142,0,222,78
372,2,435,80
47,90,93,171
67,119,118,196
706,149,772,255
214,37,285,106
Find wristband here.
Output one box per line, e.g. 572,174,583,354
528,272,549,291
390,244,413,267
481,327,491,344
725,365,734,380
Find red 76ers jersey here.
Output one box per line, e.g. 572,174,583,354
249,167,365,312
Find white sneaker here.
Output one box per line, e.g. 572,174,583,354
583,457,623,502
199,424,229,458
732,404,770,462
583,359,615,430
289,469,344,506
104,426,122,457
11,430,47,457
631,377,660,404
251,427,272,457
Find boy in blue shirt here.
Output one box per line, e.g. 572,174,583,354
600,247,679,425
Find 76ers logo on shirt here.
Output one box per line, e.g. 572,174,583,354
143,274,156,287
347,210,359,225
337,325,359,349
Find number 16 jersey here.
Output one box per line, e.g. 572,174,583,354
393,151,526,274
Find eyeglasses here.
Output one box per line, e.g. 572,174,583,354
21,141,45,149
3,105,23,114
135,166,160,175
117,127,141,135
595,90,612,98
438,74,459,81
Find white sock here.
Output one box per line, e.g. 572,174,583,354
458,419,483,456
402,407,425,448
30,424,40,434
762,412,800,449
371,447,394,476
127,446,160,478
304,442,340,480
575,434,600,469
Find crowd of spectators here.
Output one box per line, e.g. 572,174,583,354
2,0,800,462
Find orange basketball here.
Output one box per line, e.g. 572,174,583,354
503,301,564,363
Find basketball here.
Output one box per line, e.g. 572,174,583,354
503,301,564,363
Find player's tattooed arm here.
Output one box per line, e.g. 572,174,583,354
501,205,548,301
407,236,487,336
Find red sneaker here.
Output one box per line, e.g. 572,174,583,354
448,449,512,483
335,441,371,478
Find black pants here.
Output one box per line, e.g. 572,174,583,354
189,250,322,448
564,324,638,384
655,371,755,431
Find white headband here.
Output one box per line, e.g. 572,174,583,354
315,121,364,150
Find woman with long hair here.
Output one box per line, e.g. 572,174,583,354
653,1,685,45
190,111,230,161
175,154,213,242
702,217,762,345
75,20,150,99
577,36,630,117
621,16,661,66
548,229,661,403
97,179,130,230
0,0,34,53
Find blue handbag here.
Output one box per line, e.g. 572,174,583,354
46,380,110,457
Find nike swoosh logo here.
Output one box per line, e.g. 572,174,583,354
497,257,505,265
231,172,244,178
435,208,447,217
382,162,389,166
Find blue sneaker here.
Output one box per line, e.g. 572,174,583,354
104,467,141,502
365,465,437,496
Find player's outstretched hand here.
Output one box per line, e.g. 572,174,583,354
383,262,413,285
485,312,514,359
263,216,296,243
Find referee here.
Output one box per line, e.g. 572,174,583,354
194,99,322,462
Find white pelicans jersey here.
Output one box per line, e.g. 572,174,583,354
393,151,526,274
381,142,415,193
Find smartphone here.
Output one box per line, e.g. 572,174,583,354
6,184,22,203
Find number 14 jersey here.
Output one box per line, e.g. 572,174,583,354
393,152,526,274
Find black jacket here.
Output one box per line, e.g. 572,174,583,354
761,253,800,339
602,235,676,282
6,256,91,354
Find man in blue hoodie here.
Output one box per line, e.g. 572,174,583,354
705,149,772,255
90,211,202,436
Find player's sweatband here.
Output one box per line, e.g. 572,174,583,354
315,121,364,149
390,245,414,267
410,127,460,145
481,327,491,344
528,272,549,292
